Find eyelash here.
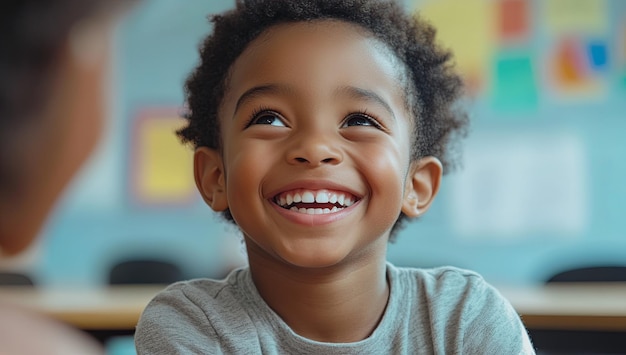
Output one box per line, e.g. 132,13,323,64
343,110,383,129
244,107,383,129
244,106,282,128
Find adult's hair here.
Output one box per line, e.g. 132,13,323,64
179,0,469,241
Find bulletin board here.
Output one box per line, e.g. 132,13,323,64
412,0,625,111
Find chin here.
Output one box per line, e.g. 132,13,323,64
276,244,353,270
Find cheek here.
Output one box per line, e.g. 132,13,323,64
43,35,110,190
223,141,270,222
65,23,114,162
364,135,411,187
357,138,411,218
66,59,106,168
56,32,111,179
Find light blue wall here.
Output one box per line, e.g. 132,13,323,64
18,0,626,286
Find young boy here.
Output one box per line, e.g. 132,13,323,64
135,0,535,353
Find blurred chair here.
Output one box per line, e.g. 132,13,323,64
0,272,35,286
546,266,626,283
532,265,626,355
108,259,184,285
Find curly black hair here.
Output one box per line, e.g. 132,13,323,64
179,0,469,241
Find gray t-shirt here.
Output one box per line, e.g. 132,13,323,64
135,263,535,354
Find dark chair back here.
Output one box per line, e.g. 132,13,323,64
533,265,626,354
547,266,626,283
108,259,184,285
0,272,35,286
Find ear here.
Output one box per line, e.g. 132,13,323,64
194,147,228,211
401,156,443,218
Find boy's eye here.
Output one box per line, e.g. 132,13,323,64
342,113,380,128
249,111,286,127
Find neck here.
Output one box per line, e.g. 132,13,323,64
247,244,389,343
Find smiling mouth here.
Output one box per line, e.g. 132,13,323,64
273,189,358,215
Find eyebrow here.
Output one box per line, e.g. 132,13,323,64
234,84,293,116
233,83,396,119
334,85,396,120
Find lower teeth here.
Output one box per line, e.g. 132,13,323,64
289,206,341,214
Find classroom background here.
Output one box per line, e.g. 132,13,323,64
2,0,625,288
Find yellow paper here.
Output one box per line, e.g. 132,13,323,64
136,114,194,204
544,0,607,35
414,0,496,91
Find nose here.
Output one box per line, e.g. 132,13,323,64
286,132,343,167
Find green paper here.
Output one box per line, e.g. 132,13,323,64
492,55,538,112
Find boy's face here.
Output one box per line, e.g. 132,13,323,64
196,20,441,269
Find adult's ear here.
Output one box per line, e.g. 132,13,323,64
401,156,443,218
194,147,228,211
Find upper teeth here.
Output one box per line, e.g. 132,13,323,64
275,189,355,209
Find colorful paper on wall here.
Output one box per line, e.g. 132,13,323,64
416,0,496,94
587,40,608,71
549,37,605,98
544,0,608,36
498,0,530,43
554,38,586,86
492,54,538,111
131,109,195,206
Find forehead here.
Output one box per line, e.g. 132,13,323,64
221,20,410,116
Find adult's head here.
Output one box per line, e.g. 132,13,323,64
0,0,135,255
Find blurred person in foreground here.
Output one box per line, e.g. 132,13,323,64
0,1,136,354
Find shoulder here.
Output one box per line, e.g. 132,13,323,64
388,264,536,354
392,264,514,318
391,264,488,293
135,268,250,353
134,278,223,339
402,264,482,280
392,265,502,314
138,267,249,321
152,274,233,303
